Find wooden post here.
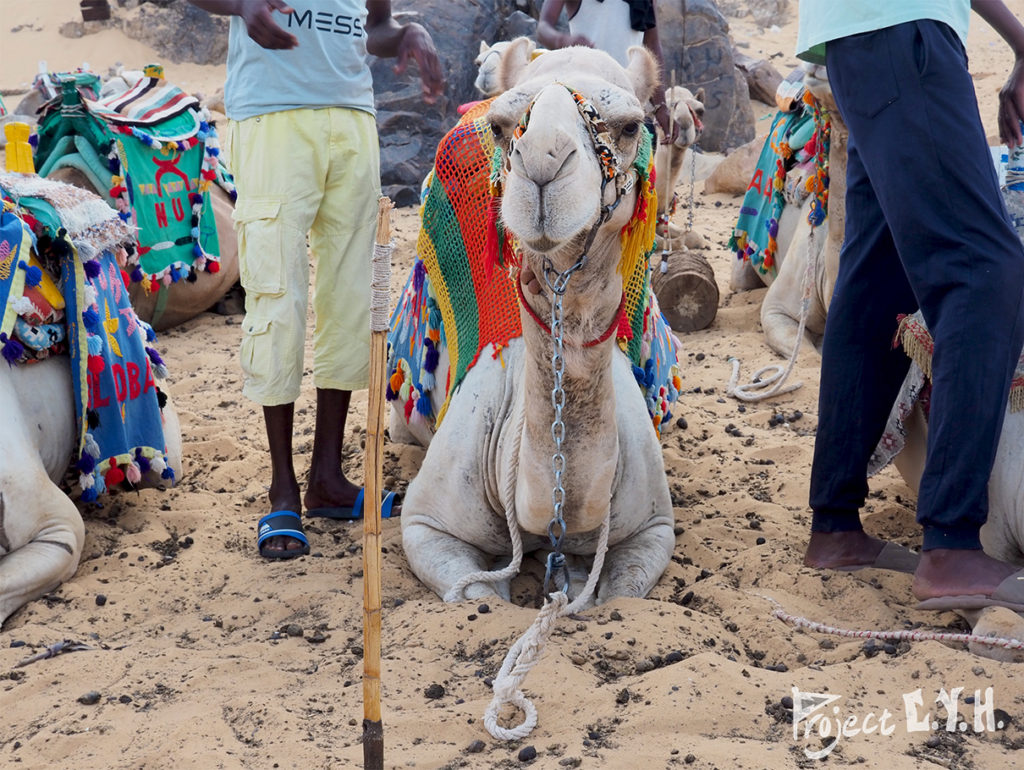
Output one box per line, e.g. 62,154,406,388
363,196,393,770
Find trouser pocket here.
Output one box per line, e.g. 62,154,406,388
233,198,286,295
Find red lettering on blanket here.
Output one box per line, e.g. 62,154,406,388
127,361,141,399
154,202,168,228
171,197,185,222
88,371,110,408
748,169,764,195
112,363,127,402
144,357,156,395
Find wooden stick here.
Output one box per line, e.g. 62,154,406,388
363,196,393,770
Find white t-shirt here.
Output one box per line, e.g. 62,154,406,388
569,0,644,67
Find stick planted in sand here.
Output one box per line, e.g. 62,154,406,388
363,195,393,770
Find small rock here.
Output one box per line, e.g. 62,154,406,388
119,694,132,704
424,683,445,699
466,739,486,753
925,735,940,748
518,745,537,762
95,594,107,606
615,688,630,705
78,691,101,705
665,650,684,664
284,624,303,637
781,695,794,709
477,603,491,614
685,754,696,764
676,417,688,430
609,610,623,621
755,537,766,545
306,630,327,644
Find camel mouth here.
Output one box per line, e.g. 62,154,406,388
524,235,561,252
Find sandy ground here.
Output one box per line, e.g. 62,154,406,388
2,2,1024,768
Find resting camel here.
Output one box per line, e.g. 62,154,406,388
730,66,845,358
653,85,705,235
400,41,675,605
0,180,184,628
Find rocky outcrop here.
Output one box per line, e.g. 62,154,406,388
656,0,755,152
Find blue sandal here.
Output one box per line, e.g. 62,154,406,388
257,510,310,559
306,488,401,521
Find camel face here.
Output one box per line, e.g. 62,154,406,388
489,44,657,266
664,86,705,150
474,40,515,97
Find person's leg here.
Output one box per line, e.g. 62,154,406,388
230,109,325,553
304,107,380,511
805,132,918,568
828,22,1024,597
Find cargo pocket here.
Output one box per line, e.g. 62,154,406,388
233,198,285,295
239,315,274,381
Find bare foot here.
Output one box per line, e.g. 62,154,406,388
802,530,889,570
303,475,361,513
912,549,1020,602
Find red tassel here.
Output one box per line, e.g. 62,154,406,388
207,260,220,274
88,354,105,374
617,307,633,341
483,195,502,280
120,269,131,289
105,459,125,486
403,395,415,422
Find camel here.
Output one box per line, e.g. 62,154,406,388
400,41,675,605
0,179,184,628
653,85,705,238
730,66,844,358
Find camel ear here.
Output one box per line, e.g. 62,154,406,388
624,45,659,105
695,87,706,104
498,37,535,91
478,40,489,56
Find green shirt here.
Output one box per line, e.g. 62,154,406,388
796,0,971,63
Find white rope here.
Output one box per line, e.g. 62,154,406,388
370,240,393,333
483,511,611,741
726,227,818,402
754,592,1024,651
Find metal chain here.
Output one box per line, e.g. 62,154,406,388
540,252,588,598
686,145,697,233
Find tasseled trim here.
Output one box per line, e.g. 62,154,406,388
0,333,24,365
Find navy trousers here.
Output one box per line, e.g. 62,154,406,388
809,20,1024,550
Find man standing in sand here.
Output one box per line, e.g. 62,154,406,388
187,0,442,558
798,1,1024,611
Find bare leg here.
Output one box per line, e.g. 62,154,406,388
261,403,303,556
303,387,361,511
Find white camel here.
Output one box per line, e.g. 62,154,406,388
0,181,183,628
400,41,675,605
653,85,705,233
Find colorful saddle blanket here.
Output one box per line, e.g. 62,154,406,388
33,65,234,288
1,173,174,500
386,102,683,435
729,93,830,279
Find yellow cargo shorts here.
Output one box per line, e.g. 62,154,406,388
227,107,380,406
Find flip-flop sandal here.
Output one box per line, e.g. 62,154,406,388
914,568,1024,612
306,488,401,521
257,510,310,560
835,541,920,574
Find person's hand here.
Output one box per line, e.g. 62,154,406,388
561,33,594,48
655,103,680,144
395,24,443,104
999,57,1024,149
240,0,298,49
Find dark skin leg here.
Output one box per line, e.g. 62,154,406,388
261,402,303,556
304,387,361,512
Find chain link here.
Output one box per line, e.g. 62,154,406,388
686,145,697,234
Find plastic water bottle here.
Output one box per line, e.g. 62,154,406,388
1005,124,1024,235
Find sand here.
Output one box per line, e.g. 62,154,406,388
1,2,1023,769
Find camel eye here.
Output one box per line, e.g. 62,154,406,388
622,122,639,137
491,122,503,139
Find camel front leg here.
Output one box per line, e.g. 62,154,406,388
596,521,675,604
402,521,512,602
0,487,85,627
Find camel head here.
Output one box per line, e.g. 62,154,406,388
487,39,659,277
663,85,705,150
474,40,516,97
